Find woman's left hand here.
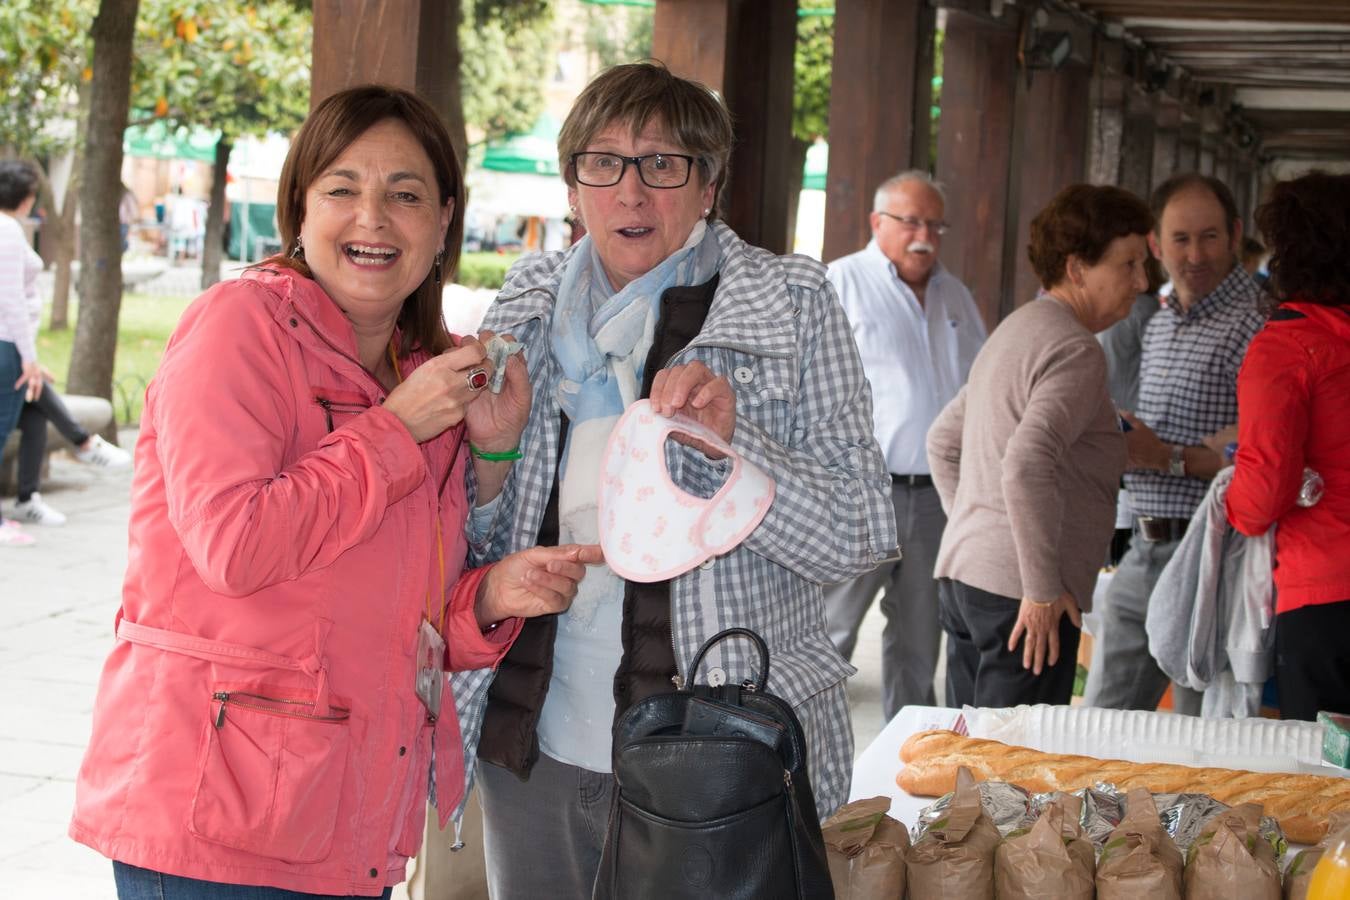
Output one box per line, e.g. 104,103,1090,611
475,543,605,627
1007,592,1081,675
463,330,531,454
649,361,736,458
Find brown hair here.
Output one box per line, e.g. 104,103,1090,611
557,61,734,221
267,85,465,355
1028,184,1154,289
1151,173,1240,236
1255,171,1350,308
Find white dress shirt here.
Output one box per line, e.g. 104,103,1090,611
828,240,986,475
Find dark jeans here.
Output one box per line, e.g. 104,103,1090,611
17,385,91,500
113,861,392,900
0,341,22,454
1275,600,1350,721
938,578,1080,708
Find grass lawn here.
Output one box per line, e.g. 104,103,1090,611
36,292,194,426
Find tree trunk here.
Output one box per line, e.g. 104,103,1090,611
50,82,91,331
68,0,140,440
784,137,810,255
201,138,231,290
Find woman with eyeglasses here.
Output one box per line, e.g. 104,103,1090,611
464,61,895,897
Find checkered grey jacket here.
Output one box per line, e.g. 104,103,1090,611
448,223,897,820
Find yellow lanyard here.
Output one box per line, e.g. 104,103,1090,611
387,343,446,634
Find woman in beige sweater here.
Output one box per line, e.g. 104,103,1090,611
927,184,1153,708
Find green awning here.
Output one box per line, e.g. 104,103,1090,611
481,113,561,176
124,120,221,163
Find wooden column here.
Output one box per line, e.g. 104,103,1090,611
311,1,460,150
1087,53,1127,186
1119,92,1157,200
1178,119,1202,172
1152,101,1181,187
654,0,797,254
820,0,935,261
934,8,1021,331
1005,60,1093,310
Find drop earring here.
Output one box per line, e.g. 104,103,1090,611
433,249,444,286
289,235,304,258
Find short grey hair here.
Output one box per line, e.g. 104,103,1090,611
873,170,946,211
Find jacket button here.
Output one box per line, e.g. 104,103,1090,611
289,317,298,328
733,366,754,384
398,746,406,756
369,867,379,878
707,667,727,686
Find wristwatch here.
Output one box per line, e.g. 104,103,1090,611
1168,444,1187,477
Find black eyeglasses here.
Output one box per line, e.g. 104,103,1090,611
570,152,698,189
877,211,950,235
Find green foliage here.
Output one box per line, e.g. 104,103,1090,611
131,1,311,141
461,0,555,143
457,250,521,290
794,0,834,143
584,3,652,68
0,0,95,157
472,0,551,34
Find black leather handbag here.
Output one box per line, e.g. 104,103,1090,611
593,628,834,900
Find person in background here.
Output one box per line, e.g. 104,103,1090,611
927,184,1152,708
469,62,895,898
70,85,601,899
9,385,134,526
118,184,139,254
0,159,45,548
1097,254,1164,565
822,170,986,718
1226,171,1350,721
1083,173,1264,714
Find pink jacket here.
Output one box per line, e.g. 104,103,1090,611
70,267,519,896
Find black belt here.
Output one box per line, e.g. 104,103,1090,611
1135,515,1189,543
891,473,934,487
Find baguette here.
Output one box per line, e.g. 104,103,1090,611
897,730,1350,845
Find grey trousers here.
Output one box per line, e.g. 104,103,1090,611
1082,532,1203,714
823,482,945,718
478,753,614,900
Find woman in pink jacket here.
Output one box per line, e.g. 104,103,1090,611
70,86,601,899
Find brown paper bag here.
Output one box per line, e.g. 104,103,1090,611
1182,804,1274,895
1183,801,1281,899
906,767,1001,900
1095,787,1183,900
822,796,909,900
995,793,1094,899
1284,810,1350,900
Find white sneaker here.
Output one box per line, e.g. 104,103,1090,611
11,493,68,527
0,520,36,547
75,434,132,469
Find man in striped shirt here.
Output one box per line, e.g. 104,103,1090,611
1083,173,1264,713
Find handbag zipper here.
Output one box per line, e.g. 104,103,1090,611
212,690,350,728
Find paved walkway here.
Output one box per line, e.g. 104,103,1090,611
0,430,897,899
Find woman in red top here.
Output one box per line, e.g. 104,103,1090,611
1226,171,1350,721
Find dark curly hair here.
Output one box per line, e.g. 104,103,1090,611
1027,184,1154,289
1255,171,1350,308
0,159,40,211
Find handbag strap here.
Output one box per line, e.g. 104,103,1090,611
687,627,770,691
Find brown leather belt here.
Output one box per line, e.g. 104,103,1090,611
1135,515,1189,543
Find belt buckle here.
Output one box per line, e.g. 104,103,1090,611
1136,516,1166,543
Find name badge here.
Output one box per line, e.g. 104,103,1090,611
414,619,446,720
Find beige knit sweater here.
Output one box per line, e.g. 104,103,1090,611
927,297,1126,609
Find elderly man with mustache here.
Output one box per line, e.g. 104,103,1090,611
822,171,987,719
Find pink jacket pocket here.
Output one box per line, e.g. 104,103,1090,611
189,688,351,864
